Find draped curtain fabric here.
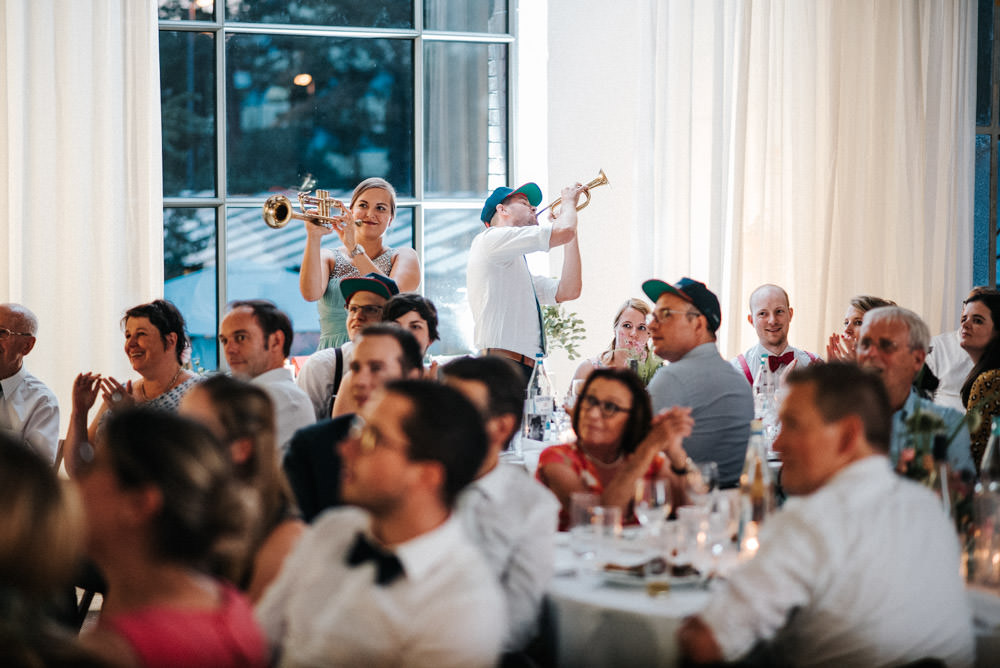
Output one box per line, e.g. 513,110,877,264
0,1,161,432
642,0,975,356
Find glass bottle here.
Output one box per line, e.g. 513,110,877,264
738,419,775,557
523,354,554,441
970,417,1000,587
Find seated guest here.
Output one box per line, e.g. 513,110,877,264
65,299,200,468
296,273,399,420
441,355,560,652
857,306,974,474
570,298,662,388
536,367,693,531
330,294,440,417
928,326,973,412
179,375,305,603
219,299,314,453
731,284,819,383
256,380,506,667
826,294,896,361
0,434,101,667
959,288,1000,469
644,277,753,488
0,303,59,463
75,408,267,667
284,324,423,522
678,363,974,666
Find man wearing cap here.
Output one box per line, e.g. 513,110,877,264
731,284,819,384
296,272,400,420
644,277,754,488
467,181,586,382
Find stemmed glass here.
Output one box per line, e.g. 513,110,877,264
686,461,719,509
634,478,672,537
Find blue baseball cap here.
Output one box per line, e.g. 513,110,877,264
480,182,543,224
642,277,722,332
340,273,400,303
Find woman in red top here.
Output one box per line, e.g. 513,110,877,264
75,407,267,668
536,367,694,530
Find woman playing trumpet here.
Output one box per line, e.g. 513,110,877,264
298,178,420,349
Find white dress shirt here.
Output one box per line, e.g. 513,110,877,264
0,366,59,463
700,456,974,667
252,367,315,454
730,342,818,383
456,462,560,651
256,507,505,668
467,223,559,358
927,329,973,413
295,342,354,420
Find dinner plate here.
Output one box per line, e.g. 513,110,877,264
600,565,704,588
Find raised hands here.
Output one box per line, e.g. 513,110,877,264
98,375,137,410
826,332,855,362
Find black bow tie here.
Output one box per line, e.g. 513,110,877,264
346,532,405,586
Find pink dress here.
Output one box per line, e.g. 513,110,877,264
101,583,267,668
536,442,666,530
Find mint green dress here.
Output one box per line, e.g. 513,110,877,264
316,247,397,349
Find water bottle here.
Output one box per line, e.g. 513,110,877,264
738,420,775,556
753,355,778,453
523,354,554,441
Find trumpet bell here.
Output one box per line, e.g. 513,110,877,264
263,195,293,229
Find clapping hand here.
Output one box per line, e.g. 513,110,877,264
72,372,103,413
99,376,137,409
826,332,855,361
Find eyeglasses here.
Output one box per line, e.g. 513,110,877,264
651,308,701,322
579,394,632,418
347,415,409,455
0,327,33,340
346,304,384,318
856,337,905,355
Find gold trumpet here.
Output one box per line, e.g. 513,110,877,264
262,189,356,230
536,169,610,218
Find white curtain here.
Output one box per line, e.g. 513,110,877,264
641,0,976,357
0,1,162,431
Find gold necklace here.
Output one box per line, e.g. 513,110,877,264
140,367,183,402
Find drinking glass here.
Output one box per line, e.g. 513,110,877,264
633,478,672,536
686,461,719,509
569,492,601,569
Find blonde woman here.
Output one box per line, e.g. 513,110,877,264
570,298,662,391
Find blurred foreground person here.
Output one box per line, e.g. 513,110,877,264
179,375,305,603
442,355,560,652
0,435,103,667
76,409,267,668
257,381,505,667
678,363,973,667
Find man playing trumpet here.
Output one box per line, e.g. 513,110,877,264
467,181,586,384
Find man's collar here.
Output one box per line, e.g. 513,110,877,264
895,387,921,420
0,365,26,395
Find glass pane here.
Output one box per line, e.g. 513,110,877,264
975,134,992,286
226,33,414,198
224,206,414,356
977,0,994,126
164,207,219,370
424,0,508,33
160,31,216,197
425,42,506,197
424,209,482,355
158,0,215,21
227,0,412,29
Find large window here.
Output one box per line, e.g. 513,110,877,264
159,1,513,368
976,0,999,287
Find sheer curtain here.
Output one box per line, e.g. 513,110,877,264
639,0,976,356
0,1,161,429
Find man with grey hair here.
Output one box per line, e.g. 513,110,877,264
857,306,974,474
0,303,59,463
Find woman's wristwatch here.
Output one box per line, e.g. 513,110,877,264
349,244,365,258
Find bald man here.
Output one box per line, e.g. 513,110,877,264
731,284,819,384
0,303,59,463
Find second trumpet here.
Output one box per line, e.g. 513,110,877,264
536,169,610,219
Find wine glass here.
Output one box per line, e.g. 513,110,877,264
686,461,718,509
634,478,672,536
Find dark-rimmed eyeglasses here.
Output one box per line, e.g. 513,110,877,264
346,304,384,318
0,327,33,340
651,308,701,322
579,394,632,418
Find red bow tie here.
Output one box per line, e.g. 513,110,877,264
768,352,795,372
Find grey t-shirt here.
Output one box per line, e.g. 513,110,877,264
647,342,754,487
